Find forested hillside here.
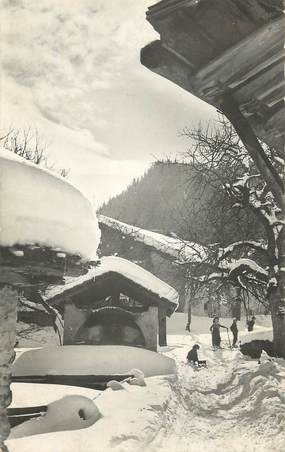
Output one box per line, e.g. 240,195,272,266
99,161,262,245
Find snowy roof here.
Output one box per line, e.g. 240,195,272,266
0,149,100,260
44,256,179,312
98,215,206,263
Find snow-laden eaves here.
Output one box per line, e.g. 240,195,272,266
0,149,100,260
98,215,207,263
43,256,179,311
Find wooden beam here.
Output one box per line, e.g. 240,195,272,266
195,16,285,99
140,40,196,96
158,305,167,346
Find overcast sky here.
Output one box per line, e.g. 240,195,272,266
0,0,217,207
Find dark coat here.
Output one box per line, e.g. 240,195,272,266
187,347,199,363
247,319,255,331
230,322,238,334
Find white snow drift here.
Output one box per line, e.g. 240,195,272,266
6,315,285,452
10,395,101,439
0,149,100,260
12,345,176,377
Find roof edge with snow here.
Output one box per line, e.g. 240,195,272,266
44,256,179,315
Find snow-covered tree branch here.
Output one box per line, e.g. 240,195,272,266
180,116,285,356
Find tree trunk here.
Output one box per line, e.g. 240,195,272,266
0,286,18,448
186,297,191,331
269,199,285,357
270,285,285,358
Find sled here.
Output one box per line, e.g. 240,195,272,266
186,360,207,369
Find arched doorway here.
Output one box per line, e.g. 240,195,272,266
75,307,146,347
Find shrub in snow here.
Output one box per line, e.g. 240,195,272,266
10,395,101,439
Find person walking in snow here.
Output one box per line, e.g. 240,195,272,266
210,317,228,349
230,318,238,347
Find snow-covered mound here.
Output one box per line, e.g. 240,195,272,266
0,149,100,260
12,345,176,377
10,383,100,408
10,395,101,439
6,376,173,452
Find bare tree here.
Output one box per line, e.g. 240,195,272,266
179,117,285,356
0,128,70,177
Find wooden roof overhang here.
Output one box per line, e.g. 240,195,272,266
141,0,285,201
0,244,92,297
47,271,177,317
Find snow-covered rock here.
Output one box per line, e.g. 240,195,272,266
106,380,125,391
127,368,146,387
10,395,101,439
0,149,100,260
259,350,274,364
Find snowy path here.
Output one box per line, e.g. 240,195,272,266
149,332,285,452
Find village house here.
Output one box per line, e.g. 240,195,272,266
98,215,267,319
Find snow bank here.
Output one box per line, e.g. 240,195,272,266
10,383,100,408
152,321,284,452
12,345,176,378
44,255,179,308
7,376,173,452
98,215,206,263
10,395,101,439
0,149,100,260
7,319,284,452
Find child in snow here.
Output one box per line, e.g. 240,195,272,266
247,316,256,332
210,317,228,349
187,344,206,367
230,318,238,347
187,344,200,365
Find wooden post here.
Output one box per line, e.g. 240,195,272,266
158,306,167,346
0,286,18,449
